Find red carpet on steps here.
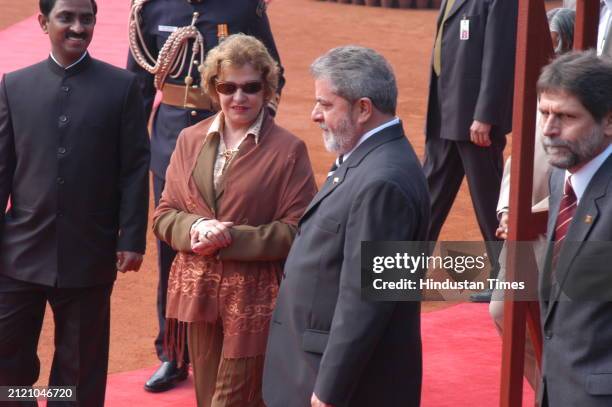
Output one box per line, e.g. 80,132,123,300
1,4,534,407
103,304,534,406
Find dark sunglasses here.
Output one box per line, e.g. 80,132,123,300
215,80,263,95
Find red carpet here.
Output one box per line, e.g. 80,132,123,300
96,303,533,406
421,303,535,406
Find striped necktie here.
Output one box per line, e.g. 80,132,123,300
551,177,577,273
327,155,344,178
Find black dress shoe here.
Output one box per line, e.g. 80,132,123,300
144,361,189,393
469,288,493,303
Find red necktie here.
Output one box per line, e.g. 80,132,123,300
552,177,577,272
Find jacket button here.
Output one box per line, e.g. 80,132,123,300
544,331,553,340
57,177,64,185
58,147,67,155
59,115,68,123
191,110,197,117
61,86,70,92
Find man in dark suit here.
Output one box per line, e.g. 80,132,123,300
423,0,518,302
263,46,430,407
126,0,285,390
537,51,612,406
0,0,149,405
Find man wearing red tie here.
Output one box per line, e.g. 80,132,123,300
537,51,612,407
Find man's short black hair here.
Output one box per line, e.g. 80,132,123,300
39,0,98,17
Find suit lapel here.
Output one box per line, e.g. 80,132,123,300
300,166,348,221
299,123,405,224
544,156,612,324
445,0,468,21
192,133,219,214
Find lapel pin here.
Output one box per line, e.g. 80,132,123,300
584,215,593,224
333,177,340,184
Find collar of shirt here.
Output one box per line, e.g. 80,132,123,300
206,108,265,145
565,143,612,203
341,117,400,162
50,51,88,70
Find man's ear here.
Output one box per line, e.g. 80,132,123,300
355,97,373,125
38,13,49,34
603,111,612,138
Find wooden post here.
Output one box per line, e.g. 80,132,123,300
500,0,553,405
574,0,599,51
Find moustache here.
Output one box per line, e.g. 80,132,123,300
66,32,87,40
542,137,570,149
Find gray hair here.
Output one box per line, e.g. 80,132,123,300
538,50,612,122
547,8,575,54
310,45,397,115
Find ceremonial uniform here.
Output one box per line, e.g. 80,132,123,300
127,0,285,390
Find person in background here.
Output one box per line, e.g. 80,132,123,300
422,0,518,303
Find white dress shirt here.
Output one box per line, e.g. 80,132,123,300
50,52,88,70
342,117,401,162
565,143,612,204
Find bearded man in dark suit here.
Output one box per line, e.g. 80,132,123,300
537,51,612,407
263,46,430,407
0,0,149,405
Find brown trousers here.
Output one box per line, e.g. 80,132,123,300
188,321,266,407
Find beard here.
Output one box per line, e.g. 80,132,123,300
542,126,608,169
321,115,358,154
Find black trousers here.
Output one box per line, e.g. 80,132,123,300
0,275,113,407
423,136,505,278
423,135,505,243
152,174,188,363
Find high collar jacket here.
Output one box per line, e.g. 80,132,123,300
0,55,150,288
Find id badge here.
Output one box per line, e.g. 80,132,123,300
460,18,470,40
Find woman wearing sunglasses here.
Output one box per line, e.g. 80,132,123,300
153,34,317,407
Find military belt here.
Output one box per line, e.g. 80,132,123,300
161,83,218,111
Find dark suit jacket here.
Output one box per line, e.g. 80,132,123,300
539,154,612,406
425,0,517,141
263,123,430,407
0,55,150,288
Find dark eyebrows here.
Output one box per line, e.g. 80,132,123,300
54,10,94,18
